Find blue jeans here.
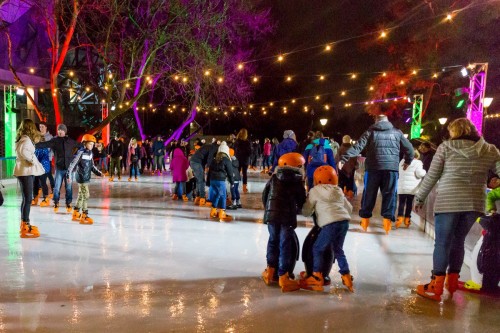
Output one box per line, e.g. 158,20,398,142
313,221,350,275
360,170,398,221
209,180,227,209
53,168,72,205
190,161,206,198
266,224,296,276
263,155,271,169
174,182,186,196
433,212,481,275
230,181,240,201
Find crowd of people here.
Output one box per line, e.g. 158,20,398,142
11,114,500,297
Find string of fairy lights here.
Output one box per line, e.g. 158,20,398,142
16,1,498,118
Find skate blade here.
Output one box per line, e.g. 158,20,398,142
79,221,93,225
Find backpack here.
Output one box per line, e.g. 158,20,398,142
309,143,326,166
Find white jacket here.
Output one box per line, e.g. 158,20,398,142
397,159,426,195
13,135,45,177
302,184,352,227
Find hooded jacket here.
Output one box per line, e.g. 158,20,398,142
302,184,352,227
340,120,414,171
35,135,77,170
170,148,189,182
271,138,298,171
397,159,426,195
416,138,500,213
190,143,219,168
262,166,306,227
207,153,234,185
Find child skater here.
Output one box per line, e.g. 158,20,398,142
226,148,241,210
67,134,103,224
207,142,234,222
300,165,354,292
170,147,189,201
396,150,426,228
261,152,307,292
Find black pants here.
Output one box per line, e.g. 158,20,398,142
18,175,34,222
239,163,249,185
338,171,355,192
33,173,49,198
397,194,414,218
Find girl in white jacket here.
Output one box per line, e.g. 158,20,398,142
396,150,426,228
299,165,354,292
14,119,45,238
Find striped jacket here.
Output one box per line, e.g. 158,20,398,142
415,138,500,213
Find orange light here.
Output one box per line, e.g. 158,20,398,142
278,55,284,62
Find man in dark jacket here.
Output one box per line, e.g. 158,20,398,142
262,152,306,292
190,141,219,206
35,124,77,212
340,114,414,234
269,130,298,174
151,135,165,174
107,133,124,181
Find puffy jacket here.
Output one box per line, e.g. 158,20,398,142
271,138,298,171
302,184,352,227
231,156,241,182
14,136,45,177
207,154,234,185
36,135,77,170
340,120,414,171
170,148,189,182
234,139,252,165
397,159,426,195
190,143,219,168
35,147,51,173
67,148,102,183
262,167,306,227
416,137,500,213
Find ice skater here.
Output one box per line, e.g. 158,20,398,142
207,142,234,222
261,152,306,292
66,134,103,224
300,165,354,292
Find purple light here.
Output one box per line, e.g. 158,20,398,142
466,67,487,135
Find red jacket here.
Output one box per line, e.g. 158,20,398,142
263,142,272,156
170,148,188,182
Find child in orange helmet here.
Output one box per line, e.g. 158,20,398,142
261,152,306,292
67,134,103,224
299,165,354,292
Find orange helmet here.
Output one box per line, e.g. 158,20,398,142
278,152,305,168
82,134,97,143
229,148,235,157
313,165,338,185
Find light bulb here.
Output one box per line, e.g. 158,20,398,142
278,55,284,62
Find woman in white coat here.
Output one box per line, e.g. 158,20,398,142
396,150,426,228
14,119,45,238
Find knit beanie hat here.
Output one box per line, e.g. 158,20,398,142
57,124,67,133
218,141,230,157
283,130,295,139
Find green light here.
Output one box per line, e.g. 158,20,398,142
4,87,17,176
456,99,465,108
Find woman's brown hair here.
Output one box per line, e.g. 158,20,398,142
447,118,479,139
236,128,248,140
16,118,40,143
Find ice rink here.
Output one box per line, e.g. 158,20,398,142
0,171,499,332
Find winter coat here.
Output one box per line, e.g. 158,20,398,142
231,156,241,182
263,142,272,156
152,139,165,156
43,131,54,160
36,135,78,170
190,143,219,168
420,150,435,172
302,184,352,227
170,148,189,182
13,136,45,177
251,142,262,156
336,143,358,177
397,159,426,195
67,148,102,183
127,145,140,165
207,155,234,186
35,147,51,173
271,138,298,170
262,166,306,228
340,120,414,171
416,137,500,213
107,139,124,158
234,139,252,165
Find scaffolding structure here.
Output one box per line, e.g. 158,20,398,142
466,63,488,135
410,94,423,139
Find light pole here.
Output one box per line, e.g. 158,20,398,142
483,97,493,138
320,118,328,126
